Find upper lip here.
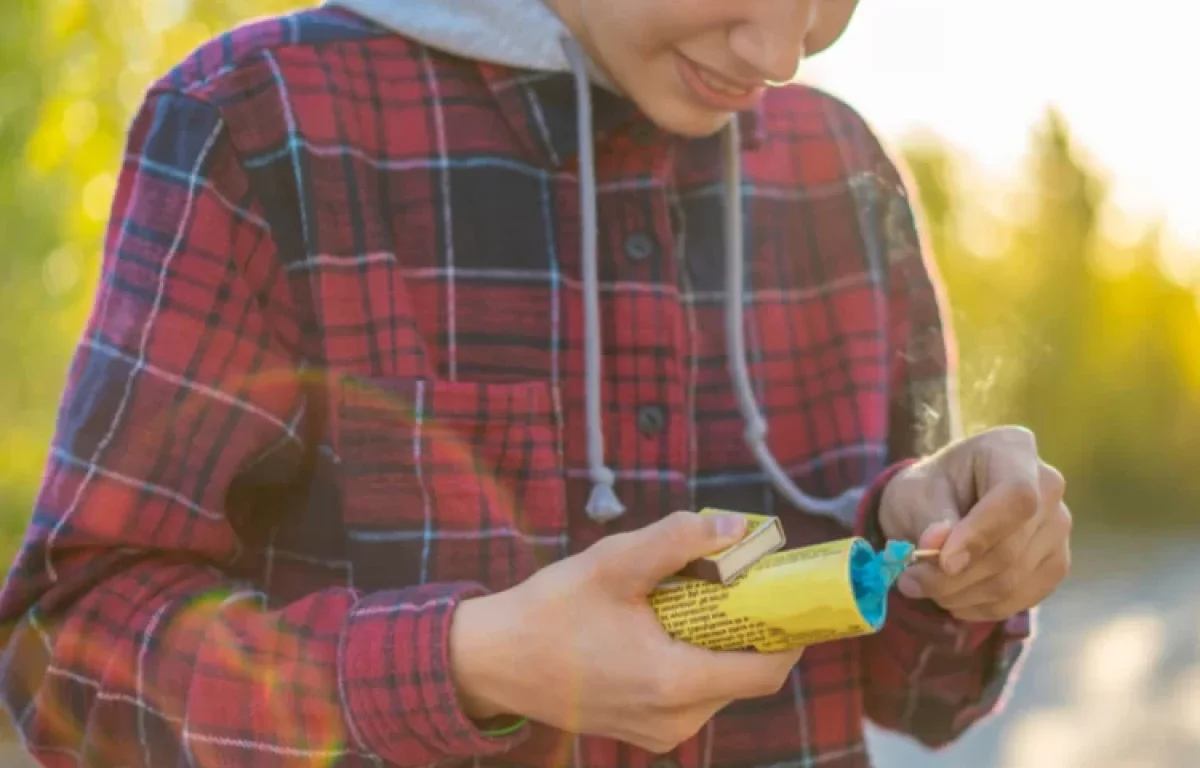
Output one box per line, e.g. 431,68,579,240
679,55,763,92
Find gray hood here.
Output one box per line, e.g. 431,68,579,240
324,0,615,88
324,0,865,527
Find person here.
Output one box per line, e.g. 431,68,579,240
0,1,1072,766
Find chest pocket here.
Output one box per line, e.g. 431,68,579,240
332,375,568,593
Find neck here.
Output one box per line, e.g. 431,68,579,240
543,0,625,95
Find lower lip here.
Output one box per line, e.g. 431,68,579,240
675,55,763,112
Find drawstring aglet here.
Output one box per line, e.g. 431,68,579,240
585,481,626,523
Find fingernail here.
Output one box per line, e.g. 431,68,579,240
944,550,970,575
715,514,747,540
924,520,953,539
899,574,924,599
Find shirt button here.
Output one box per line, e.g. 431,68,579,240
623,232,658,261
636,405,667,436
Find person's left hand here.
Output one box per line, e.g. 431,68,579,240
878,426,1072,622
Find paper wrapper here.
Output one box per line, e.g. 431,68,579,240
650,537,914,652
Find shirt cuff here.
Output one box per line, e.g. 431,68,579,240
880,589,1010,653
340,583,529,765
854,458,916,548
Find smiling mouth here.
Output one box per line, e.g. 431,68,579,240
675,54,764,111
690,62,756,96
685,58,758,95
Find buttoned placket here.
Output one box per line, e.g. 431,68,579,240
605,126,693,530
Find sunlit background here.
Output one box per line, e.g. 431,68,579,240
806,0,1199,256
1,1,1197,766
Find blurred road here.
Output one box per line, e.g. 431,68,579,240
869,531,1200,768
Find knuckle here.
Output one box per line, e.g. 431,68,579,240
1004,425,1038,449
960,532,991,560
648,666,691,708
660,510,701,548
995,537,1023,565
583,542,619,580
1039,463,1066,500
990,570,1021,600
1006,481,1041,520
1058,503,1074,535
587,533,622,563
988,424,1037,452
665,509,695,528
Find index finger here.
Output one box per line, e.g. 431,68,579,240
942,478,1040,568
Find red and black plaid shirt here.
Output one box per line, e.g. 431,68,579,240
0,7,1031,768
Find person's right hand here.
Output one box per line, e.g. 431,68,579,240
450,510,805,754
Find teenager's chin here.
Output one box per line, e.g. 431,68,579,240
638,100,737,140
611,64,749,140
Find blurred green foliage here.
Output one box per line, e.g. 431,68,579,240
1,0,1198,576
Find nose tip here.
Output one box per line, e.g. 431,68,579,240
728,24,808,84
767,44,807,85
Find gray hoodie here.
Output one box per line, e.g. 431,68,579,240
323,0,865,527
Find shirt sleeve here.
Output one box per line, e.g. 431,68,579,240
852,154,1033,748
0,89,527,767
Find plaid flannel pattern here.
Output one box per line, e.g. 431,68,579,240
0,8,1031,768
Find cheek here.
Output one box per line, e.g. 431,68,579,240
581,0,731,82
582,4,658,79
618,0,732,52
656,0,739,33
585,0,658,49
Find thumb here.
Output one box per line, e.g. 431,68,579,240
604,510,748,595
917,519,954,550
910,476,971,574
894,478,961,599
